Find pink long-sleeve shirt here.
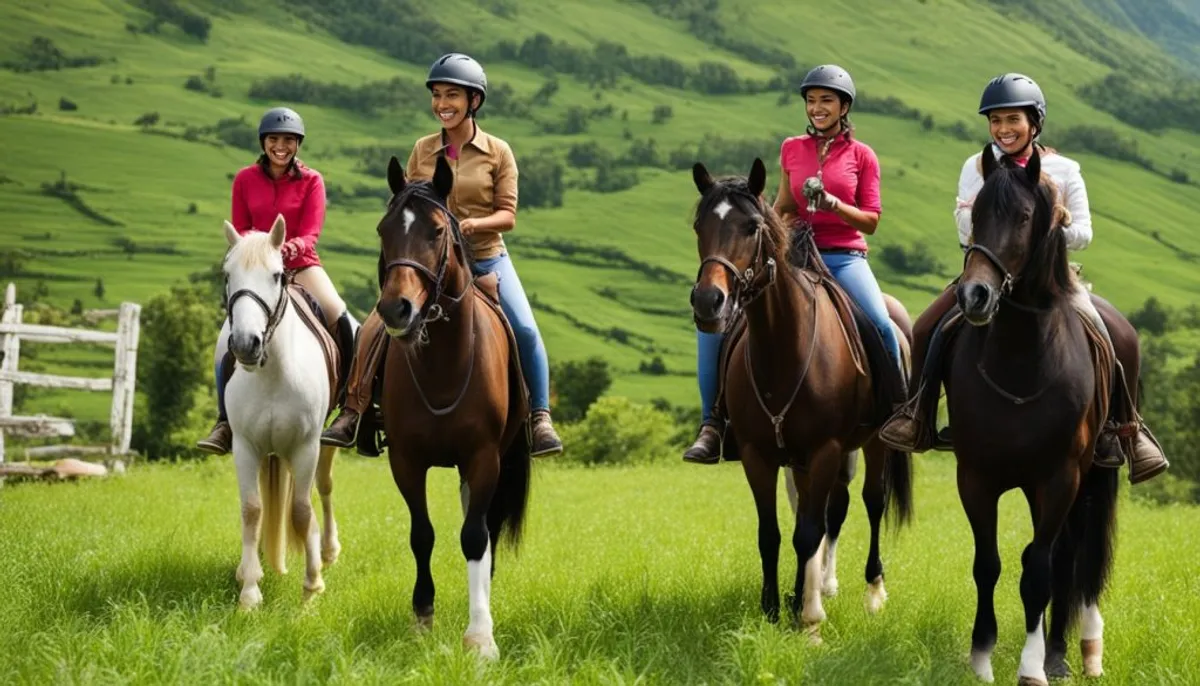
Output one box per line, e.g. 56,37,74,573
230,161,326,270
780,133,882,253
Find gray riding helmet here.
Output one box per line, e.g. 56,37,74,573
799,64,856,106
978,73,1046,130
258,106,305,144
426,53,488,112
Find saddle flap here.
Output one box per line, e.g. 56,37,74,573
287,284,342,417
474,271,501,305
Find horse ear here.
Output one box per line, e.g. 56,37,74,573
692,162,714,195
1025,145,1042,186
269,214,286,248
387,156,406,195
980,144,998,180
433,155,454,199
748,157,766,198
224,220,240,246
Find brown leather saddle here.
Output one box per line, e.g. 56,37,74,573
286,281,343,419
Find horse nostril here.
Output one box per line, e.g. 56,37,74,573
396,298,413,322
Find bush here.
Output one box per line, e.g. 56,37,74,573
518,150,565,209
879,241,943,276
558,396,675,466
58,97,77,111
651,104,672,124
550,355,612,422
1129,296,1172,335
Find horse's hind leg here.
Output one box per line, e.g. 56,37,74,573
861,438,889,614
791,445,840,641
743,445,781,623
460,452,501,660
390,457,436,630
233,444,265,611
821,450,857,598
316,444,341,566
1045,491,1085,680
958,467,1001,683
1018,470,1080,686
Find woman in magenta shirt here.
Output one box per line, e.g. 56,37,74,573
197,106,359,455
684,65,903,464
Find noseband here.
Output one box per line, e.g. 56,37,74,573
962,243,1014,297
692,189,778,314
379,184,470,325
226,271,290,364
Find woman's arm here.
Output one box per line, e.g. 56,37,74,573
283,172,326,259
461,142,519,235
825,145,881,235
772,165,799,224
1060,162,1093,251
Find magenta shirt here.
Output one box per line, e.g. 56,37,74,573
780,134,882,252
230,162,326,270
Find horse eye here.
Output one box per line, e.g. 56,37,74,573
274,273,282,283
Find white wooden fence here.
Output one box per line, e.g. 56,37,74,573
0,282,141,463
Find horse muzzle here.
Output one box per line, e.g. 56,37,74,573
690,284,728,332
229,332,266,368
378,295,422,339
956,281,999,326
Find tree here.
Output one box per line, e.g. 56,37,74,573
93,277,106,300
550,356,612,422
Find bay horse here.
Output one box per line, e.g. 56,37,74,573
375,154,532,660
690,158,914,638
220,216,341,611
946,145,1119,684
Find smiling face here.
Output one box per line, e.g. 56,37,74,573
430,83,478,130
987,107,1035,156
805,87,848,134
262,133,299,169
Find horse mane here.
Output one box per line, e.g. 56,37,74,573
974,162,1072,301
226,230,281,271
694,175,792,269
382,177,475,275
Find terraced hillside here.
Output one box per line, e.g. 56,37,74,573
2,0,1199,423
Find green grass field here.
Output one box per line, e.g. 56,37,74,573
0,455,1196,684
3,0,1200,428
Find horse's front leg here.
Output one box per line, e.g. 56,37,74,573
460,450,500,660
958,466,1001,683
861,438,890,613
316,444,341,567
290,441,324,603
233,439,265,611
389,453,436,629
791,444,839,642
742,444,780,622
824,449,856,599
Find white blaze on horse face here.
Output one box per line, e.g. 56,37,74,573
403,208,417,235
713,199,733,220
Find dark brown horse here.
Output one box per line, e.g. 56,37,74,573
946,145,1119,685
690,158,914,638
375,154,532,661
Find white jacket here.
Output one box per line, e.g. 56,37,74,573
954,143,1093,251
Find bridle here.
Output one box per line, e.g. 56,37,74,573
225,269,289,365
691,188,778,318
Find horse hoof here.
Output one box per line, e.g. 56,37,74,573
1044,651,1070,679
864,577,888,615
1081,638,1103,677
238,588,263,611
803,623,823,646
302,580,325,603
322,543,341,567
464,633,499,660
969,649,994,683
822,578,839,597
415,612,434,632
1017,677,1049,686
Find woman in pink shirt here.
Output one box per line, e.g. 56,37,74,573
684,65,903,464
197,106,360,455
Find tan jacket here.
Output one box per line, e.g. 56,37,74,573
405,124,518,260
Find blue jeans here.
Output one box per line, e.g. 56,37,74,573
693,251,902,419
472,252,552,411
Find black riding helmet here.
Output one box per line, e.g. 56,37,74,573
426,53,488,115
978,73,1046,134
799,64,856,107
258,106,305,146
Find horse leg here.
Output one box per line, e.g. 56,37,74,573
316,444,341,567
390,458,436,629
958,467,1001,683
791,445,840,641
233,443,265,611
290,444,324,603
1079,602,1104,677
742,445,781,623
460,453,501,660
860,438,890,614
1045,482,1085,680
822,450,856,598
1018,470,1080,686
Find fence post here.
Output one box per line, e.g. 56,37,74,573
1,283,22,464
109,301,141,456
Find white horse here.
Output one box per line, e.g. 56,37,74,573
219,215,341,610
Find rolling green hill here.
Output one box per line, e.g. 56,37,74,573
2,0,1200,425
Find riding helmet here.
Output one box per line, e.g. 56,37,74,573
257,106,305,144
426,53,488,110
799,64,856,106
978,73,1046,130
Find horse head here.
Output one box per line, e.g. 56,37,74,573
689,157,783,332
376,154,465,342
957,144,1070,325
222,215,289,368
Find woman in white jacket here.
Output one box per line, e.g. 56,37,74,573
879,73,1168,484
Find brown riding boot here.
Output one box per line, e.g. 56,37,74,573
321,409,361,449
878,394,934,453
683,420,722,464
531,409,563,457
321,310,387,455
1127,423,1170,485
197,420,232,455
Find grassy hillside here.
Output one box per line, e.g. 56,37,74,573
2,0,1200,425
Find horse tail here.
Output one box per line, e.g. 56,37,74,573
1076,464,1120,607
259,453,300,574
489,422,533,550
884,447,914,528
